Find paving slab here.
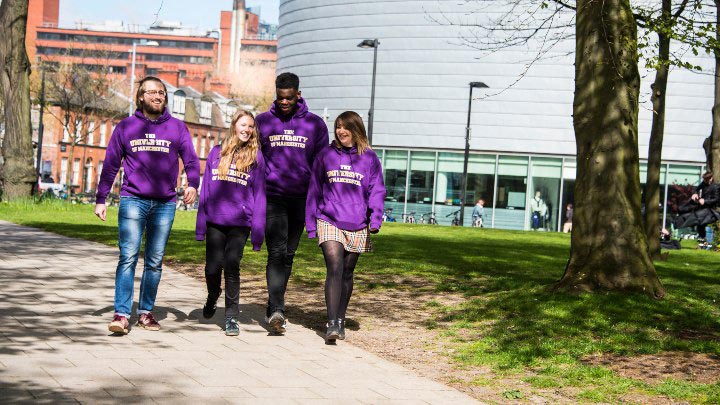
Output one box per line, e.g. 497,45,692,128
0,220,479,403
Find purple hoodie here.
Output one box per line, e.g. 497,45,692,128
256,98,329,198
305,143,387,238
96,108,200,204
195,146,267,251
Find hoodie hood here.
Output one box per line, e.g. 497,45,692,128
134,107,171,124
269,97,309,120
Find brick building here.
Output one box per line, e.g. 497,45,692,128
27,0,278,96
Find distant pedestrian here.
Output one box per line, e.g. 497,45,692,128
306,111,386,343
563,203,573,233
196,110,266,336
471,199,485,227
529,190,547,230
256,72,329,334
95,76,200,335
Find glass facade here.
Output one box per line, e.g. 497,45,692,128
373,148,705,231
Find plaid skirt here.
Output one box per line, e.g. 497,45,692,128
317,219,373,253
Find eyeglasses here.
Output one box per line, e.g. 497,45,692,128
143,90,167,97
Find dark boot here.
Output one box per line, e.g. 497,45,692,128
326,319,340,343
203,289,221,319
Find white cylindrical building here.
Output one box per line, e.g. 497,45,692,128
278,0,712,229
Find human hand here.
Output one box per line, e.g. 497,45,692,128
691,193,699,201
184,187,197,205
94,203,107,221
699,198,705,205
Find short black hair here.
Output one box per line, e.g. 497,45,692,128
276,72,299,90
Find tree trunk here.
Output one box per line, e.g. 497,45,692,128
643,0,672,260
711,0,720,180
556,0,665,297
0,0,36,200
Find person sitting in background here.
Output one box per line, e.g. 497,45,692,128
563,203,573,233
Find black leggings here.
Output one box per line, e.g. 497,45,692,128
205,223,250,318
321,241,360,322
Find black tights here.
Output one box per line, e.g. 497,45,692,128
205,223,249,318
321,241,360,322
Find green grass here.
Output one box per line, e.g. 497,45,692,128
3,199,720,403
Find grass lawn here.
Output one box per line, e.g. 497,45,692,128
2,199,720,403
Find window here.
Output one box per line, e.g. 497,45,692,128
99,121,107,146
529,157,562,231
383,150,408,215
84,159,93,192
200,134,207,158
200,101,212,124
63,126,70,142
87,122,95,145
494,155,529,229
97,161,104,185
193,135,199,152
72,159,81,186
209,134,215,150
60,158,68,185
75,121,83,141
173,95,186,115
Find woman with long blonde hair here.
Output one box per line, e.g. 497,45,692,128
196,110,266,336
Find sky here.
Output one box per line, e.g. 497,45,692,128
58,0,279,31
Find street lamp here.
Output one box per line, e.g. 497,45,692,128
459,81,489,226
128,40,160,116
357,39,379,145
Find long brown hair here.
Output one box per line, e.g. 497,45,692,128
217,110,259,177
333,111,370,155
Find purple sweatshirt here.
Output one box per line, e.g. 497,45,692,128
96,108,200,204
305,143,387,238
256,98,329,198
195,146,267,251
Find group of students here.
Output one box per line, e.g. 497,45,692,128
94,72,386,343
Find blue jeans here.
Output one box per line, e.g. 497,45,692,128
114,196,176,317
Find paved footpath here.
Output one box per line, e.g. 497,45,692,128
0,220,479,404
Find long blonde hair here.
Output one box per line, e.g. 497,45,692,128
217,110,259,177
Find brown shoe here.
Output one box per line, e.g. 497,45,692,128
136,313,160,331
108,315,129,334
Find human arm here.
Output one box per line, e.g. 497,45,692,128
178,123,200,192
367,155,387,233
313,117,330,158
195,149,215,241
305,154,324,239
95,122,124,205
251,152,267,251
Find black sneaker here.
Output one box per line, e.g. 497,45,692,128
203,291,221,319
225,318,239,336
326,320,340,343
337,318,346,340
265,311,286,334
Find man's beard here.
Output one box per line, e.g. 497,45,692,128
142,101,164,115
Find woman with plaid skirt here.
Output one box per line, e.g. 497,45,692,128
306,111,386,343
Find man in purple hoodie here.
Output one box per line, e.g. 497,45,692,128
256,72,329,334
95,76,200,335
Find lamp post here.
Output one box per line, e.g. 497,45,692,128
128,40,159,116
357,39,379,145
459,81,489,226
